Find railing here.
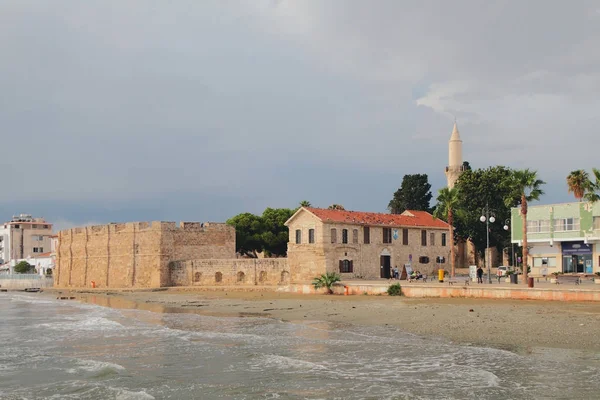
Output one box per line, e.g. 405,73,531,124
0,274,53,280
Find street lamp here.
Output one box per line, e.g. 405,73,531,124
480,203,496,284
503,219,514,269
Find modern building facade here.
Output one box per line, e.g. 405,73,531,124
285,207,451,279
510,202,600,274
0,214,53,264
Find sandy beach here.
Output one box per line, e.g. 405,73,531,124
48,288,600,354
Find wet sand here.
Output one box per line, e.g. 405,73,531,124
49,289,600,353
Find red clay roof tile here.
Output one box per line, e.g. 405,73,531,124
305,208,449,229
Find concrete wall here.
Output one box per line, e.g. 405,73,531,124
169,259,289,286
55,221,235,289
287,211,452,281
0,276,54,290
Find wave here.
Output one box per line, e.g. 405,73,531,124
67,358,126,379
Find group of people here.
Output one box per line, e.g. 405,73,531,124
391,266,423,281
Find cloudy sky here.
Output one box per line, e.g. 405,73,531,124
2,1,599,230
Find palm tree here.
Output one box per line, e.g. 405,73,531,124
433,187,461,278
566,170,590,201
584,168,600,203
328,204,345,210
504,169,545,283
299,200,312,207
312,272,341,294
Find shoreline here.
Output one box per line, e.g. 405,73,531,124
44,288,600,353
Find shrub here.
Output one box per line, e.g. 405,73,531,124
387,283,402,296
14,261,34,274
312,272,341,294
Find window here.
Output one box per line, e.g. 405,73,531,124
342,229,348,244
43,225,49,229
527,220,550,233
33,247,44,253
421,230,427,246
309,229,315,244
363,227,370,244
441,233,447,246
352,229,358,244
402,229,408,245
33,235,44,241
339,259,353,273
383,228,392,244
13,225,20,229
594,217,600,230
436,256,446,264
418,256,430,264
554,218,580,231
194,272,202,282
533,257,557,267
331,228,337,244
295,229,302,244
430,232,435,246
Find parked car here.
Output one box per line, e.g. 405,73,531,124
497,266,508,277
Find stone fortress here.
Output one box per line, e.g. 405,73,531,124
54,221,291,289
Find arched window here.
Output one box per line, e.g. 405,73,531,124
342,229,348,244
280,270,290,284
352,229,358,244
194,272,202,283
295,229,302,244
237,271,246,283
339,259,353,273
331,228,337,244
215,272,223,283
259,271,267,283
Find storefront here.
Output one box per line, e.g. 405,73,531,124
561,242,593,273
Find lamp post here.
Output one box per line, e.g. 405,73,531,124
503,219,513,269
480,204,495,284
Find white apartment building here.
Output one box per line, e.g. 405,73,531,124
0,214,53,264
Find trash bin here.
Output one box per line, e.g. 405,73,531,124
510,274,518,284
438,269,444,283
528,277,534,288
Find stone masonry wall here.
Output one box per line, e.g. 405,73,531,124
169,259,289,286
55,221,235,289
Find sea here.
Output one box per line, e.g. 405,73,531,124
1,293,600,400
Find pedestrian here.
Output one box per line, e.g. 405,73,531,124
497,267,503,283
477,266,484,284
393,266,399,279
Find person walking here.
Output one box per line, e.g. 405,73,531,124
477,266,484,284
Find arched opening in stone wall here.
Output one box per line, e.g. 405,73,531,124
259,271,267,283
215,272,223,283
237,271,246,283
280,271,290,284
194,272,202,283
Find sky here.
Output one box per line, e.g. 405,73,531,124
2,1,599,231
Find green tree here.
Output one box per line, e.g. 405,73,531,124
584,168,600,203
312,272,341,294
226,213,265,258
566,170,590,202
453,166,519,258
260,207,295,256
299,200,312,207
504,169,545,283
388,174,433,214
14,261,33,274
328,204,345,210
433,187,462,278
226,207,296,258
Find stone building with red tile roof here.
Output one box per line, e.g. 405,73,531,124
284,207,452,281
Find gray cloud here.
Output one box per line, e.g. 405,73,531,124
1,1,597,226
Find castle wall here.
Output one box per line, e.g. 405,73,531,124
169,259,289,286
55,221,235,289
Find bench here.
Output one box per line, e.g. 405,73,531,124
555,275,581,285
448,278,470,286
529,275,548,283
407,274,428,283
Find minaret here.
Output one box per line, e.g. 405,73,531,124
445,121,463,188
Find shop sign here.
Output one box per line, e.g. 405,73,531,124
561,241,592,255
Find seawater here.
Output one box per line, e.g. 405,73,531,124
1,293,600,399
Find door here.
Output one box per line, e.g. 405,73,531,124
380,255,391,279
